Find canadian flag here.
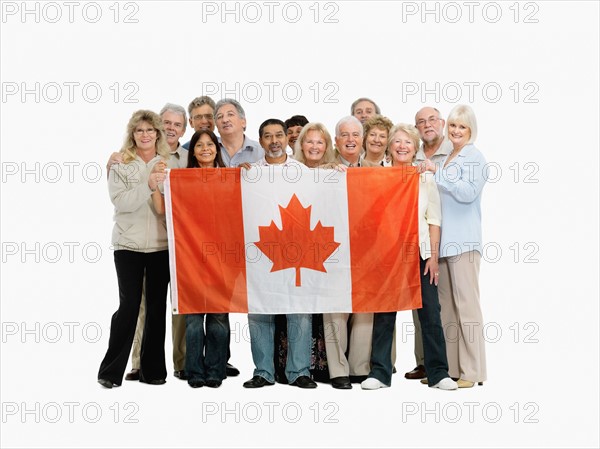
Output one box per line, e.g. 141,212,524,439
165,165,422,314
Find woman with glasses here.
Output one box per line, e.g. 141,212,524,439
98,110,171,388
422,104,488,388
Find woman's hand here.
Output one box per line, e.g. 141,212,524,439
148,161,167,191
423,257,439,286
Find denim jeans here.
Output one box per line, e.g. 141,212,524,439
369,257,450,386
185,313,229,383
248,314,312,384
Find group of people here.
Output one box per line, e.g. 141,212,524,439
97,96,488,392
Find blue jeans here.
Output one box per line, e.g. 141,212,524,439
370,257,450,386
248,314,312,384
185,313,229,383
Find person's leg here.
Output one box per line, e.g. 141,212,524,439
323,313,350,379
348,313,374,377
98,250,145,385
367,312,396,386
139,250,169,382
285,314,312,383
247,314,275,383
185,314,206,384
204,313,230,382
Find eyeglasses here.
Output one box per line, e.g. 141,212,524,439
416,116,441,127
192,114,214,121
134,128,157,136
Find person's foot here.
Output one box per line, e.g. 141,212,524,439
243,375,274,388
140,378,166,385
188,379,205,388
174,370,188,380
125,369,140,381
330,376,352,389
431,377,458,390
404,365,426,379
98,379,119,389
291,376,317,389
226,363,240,377
205,379,222,388
360,377,389,390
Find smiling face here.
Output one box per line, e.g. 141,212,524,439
301,130,327,167
353,100,377,124
133,120,158,151
161,111,186,149
335,122,363,163
194,132,218,167
215,104,245,137
365,126,388,159
415,107,445,145
447,121,471,150
189,104,215,132
390,130,417,166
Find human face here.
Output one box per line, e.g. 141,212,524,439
194,133,218,167
390,130,417,166
133,121,158,151
215,104,246,137
415,107,445,145
161,111,186,149
447,121,471,150
260,124,288,159
189,104,215,132
301,130,327,168
287,125,303,150
353,100,377,124
365,126,388,159
335,122,363,163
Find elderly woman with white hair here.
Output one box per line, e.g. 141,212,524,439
422,104,488,388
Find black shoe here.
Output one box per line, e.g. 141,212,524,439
98,378,118,389
392,366,397,374
349,375,368,383
243,375,274,388
226,363,240,377
331,376,352,389
188,379,205,388
205,379,222,388
174,370,188,380
291,376,317,389
125,369,140,381
140,378,166,385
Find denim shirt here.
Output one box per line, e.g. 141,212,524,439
434,144,487,258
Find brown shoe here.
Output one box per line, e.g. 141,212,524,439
405,365,426,380
125,369,140,381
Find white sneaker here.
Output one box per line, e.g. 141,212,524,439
361,377,389,390
431,377,458,390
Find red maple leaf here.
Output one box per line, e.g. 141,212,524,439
255,194,340,287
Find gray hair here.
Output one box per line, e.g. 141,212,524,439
187,96,216,116
335,115,363,137
160,103,187,129
215,98,246,120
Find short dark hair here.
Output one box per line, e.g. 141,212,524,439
259,118,287,138
187,129,225,168
284,115,309,129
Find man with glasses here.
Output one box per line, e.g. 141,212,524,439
182,96,217,149
404,106,453,381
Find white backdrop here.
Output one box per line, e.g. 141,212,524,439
1,1,598,447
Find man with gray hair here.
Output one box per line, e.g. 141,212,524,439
351,97,381,124
323,115,373,389
214,98,264,167
335,115,364,167
182,96,217,149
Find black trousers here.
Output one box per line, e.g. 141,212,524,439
98,250,170,384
